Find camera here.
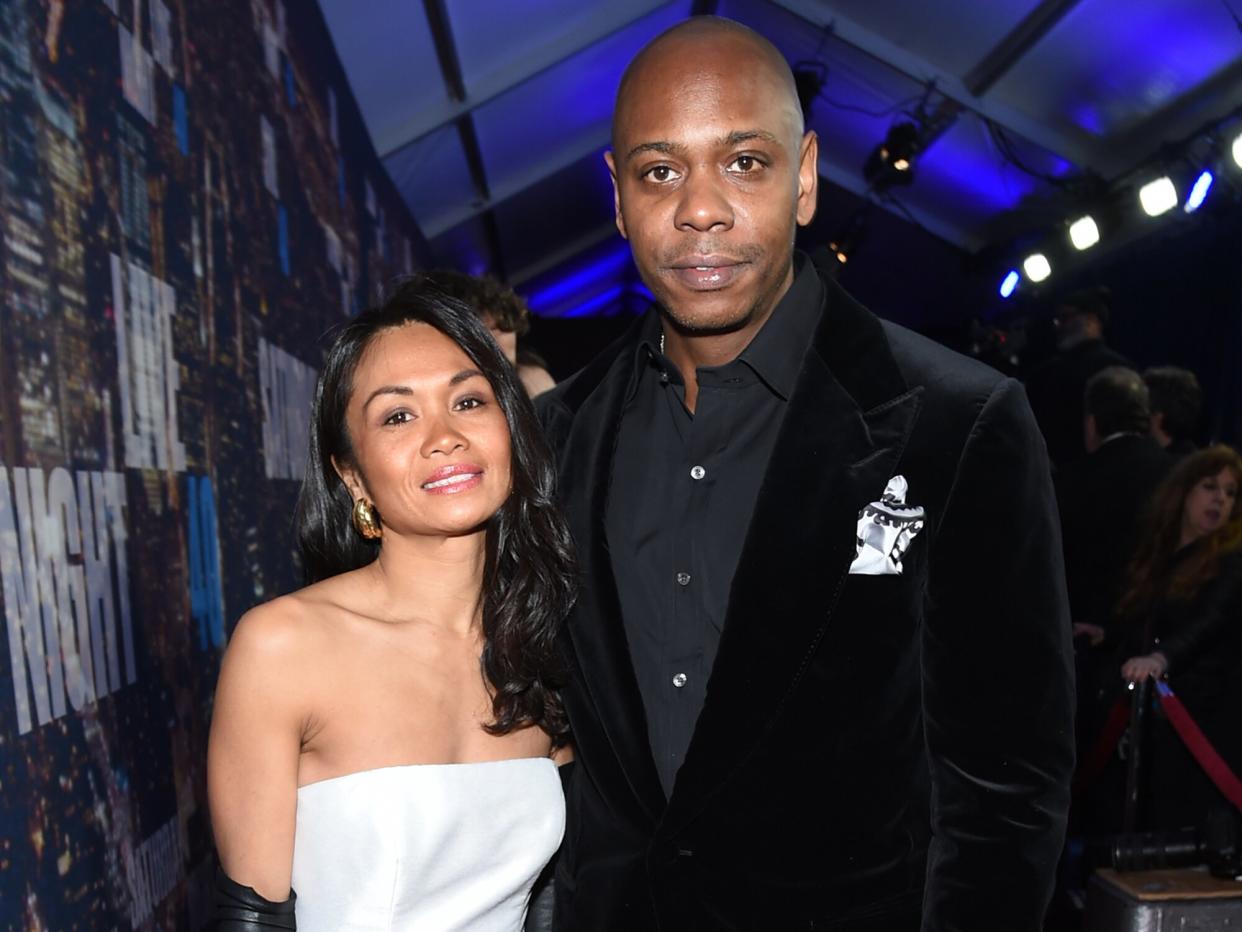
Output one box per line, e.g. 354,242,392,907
1101,810,1241,879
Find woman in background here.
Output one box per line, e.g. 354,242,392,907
1112,444,1242,832
208,277,575,930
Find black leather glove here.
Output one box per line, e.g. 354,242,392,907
214,865,297,930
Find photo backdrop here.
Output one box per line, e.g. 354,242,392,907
0,0,425,926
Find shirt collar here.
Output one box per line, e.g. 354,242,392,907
624,250,824,403
736,251,823,400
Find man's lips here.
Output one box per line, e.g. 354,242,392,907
421,463,484,493
666,256,747,291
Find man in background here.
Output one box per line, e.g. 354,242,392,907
425,269,556,397
1057,367,1171,706
1144,365,1202,459
1026,287,1131,469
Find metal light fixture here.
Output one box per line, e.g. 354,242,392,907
999,270,1020,298
1139,176,1178,217
1183,170,1214,213
863,122,919,190
1023,253,1052,283
1068,215,1100,251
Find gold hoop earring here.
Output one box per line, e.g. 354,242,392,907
352,498,382,540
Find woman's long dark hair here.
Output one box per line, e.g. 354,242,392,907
1116,444,1242,618
294,275,576,745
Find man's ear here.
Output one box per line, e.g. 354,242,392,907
795,130,819,227
1084,414,1099,452
604,150,627,240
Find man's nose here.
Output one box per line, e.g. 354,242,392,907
674,167,734,233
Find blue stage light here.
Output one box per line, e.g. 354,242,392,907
999,270,1020,298
1183,170,1214,213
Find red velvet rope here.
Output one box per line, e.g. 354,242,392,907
1073,694,1131,797
1154,681,1242,813
1072,681,1242,814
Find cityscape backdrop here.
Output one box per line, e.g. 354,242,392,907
0,0,423,926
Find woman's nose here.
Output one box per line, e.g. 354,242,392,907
421,415,467,457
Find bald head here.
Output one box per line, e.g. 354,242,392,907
603,14,818,341
613,16,804,149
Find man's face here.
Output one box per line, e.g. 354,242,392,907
1053,306,1099,349
605,37,818,334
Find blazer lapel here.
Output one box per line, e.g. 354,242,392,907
557,341,667,821
662,278,923,832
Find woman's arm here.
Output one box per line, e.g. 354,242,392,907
208,603,307,902
1157,557,1242,674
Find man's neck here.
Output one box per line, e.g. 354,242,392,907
1057,332,1098,352
661,267,795,412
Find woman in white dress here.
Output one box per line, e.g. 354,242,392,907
207,277,576,931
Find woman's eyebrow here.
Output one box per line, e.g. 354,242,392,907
450,368,484,386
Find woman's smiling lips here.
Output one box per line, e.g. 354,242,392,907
667,255,746,290
421,463,484,494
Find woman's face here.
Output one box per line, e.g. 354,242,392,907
1180,467,1239,543
340,322,512,540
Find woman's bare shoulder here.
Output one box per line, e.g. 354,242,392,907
225,573,363,664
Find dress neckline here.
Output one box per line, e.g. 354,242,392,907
297,756,556,792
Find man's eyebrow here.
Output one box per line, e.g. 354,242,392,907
624,131,781,163
624,140,684,163
722,130,780,147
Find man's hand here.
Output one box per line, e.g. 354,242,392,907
1072,622,1106,646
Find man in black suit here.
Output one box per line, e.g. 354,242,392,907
1025,287,1131,470
1056,367,1171,738
536,16,1074,930
1144,365,1202,460
1058,367,1173,643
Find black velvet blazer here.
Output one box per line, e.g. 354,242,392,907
535,272,1075,931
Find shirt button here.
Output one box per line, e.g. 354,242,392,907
672,673,688,688
690,465,706,480
676,572,691,586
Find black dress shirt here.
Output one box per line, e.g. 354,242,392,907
605,254,825,795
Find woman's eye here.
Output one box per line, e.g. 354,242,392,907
383,410,413,426
456,396,485,411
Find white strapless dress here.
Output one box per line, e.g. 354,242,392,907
290,757,564,931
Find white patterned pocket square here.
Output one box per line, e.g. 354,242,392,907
849,475,925,576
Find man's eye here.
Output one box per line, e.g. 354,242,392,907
643,165,678,183
728,155,762,173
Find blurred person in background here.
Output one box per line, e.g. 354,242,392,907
427,269,557,398
1058,367,1172,652
1106,446,1242,833
1144,365,1203,460
1026,286,1131,469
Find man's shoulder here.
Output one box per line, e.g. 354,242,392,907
534,316,646,434
815,273,1008,415
877,318,1009,406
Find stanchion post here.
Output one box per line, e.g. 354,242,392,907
1122,677,1152,834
